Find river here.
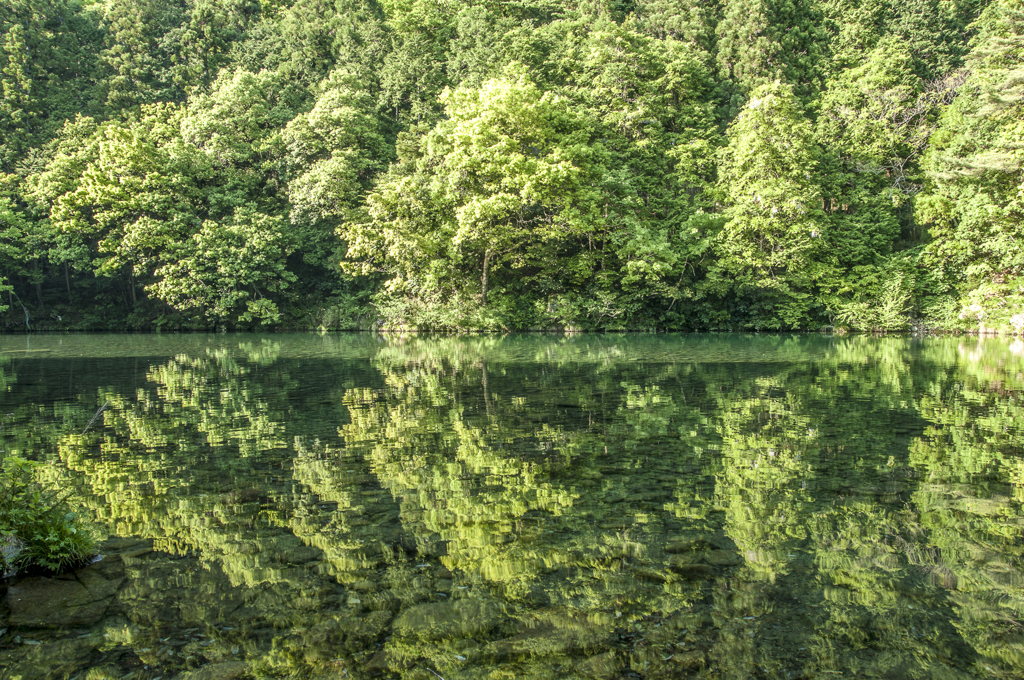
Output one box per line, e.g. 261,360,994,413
1,333,1022,679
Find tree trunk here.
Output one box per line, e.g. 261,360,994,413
481,249,492,307
34,279,44,313
480,361,491,416
64,263,72,303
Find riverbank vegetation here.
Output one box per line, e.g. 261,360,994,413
0,0,1021,332
1,454,97,575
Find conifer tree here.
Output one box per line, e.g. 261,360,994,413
714,0,826,119
1,0,103,169
917,0,1024,329
632,0,719,56
99,0,189,108
713,81,829,327
275,0,388,85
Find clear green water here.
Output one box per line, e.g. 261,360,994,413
1,333,1023,680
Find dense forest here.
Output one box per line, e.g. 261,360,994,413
0,0,1020,332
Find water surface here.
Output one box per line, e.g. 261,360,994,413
1,333,1023,680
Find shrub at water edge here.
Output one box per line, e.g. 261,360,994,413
0,455,97,576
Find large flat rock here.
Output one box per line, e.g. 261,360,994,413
7,556,123,628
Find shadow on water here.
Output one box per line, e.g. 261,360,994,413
1,333,1023,679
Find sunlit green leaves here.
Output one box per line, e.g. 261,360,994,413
149,208,295,323
356,68,610,327
713,81,830,328
918,0,1024,331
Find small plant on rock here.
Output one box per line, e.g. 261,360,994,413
0,455,96,576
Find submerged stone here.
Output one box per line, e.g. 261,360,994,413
283,545,321,565
703,550,742,567
578,651,623,679
334,609,393,653
366,590,402,612
2,634,102,680
393,598,503,641
672,649,707,670
101,537,153,558
701,533,728,547
172,661,248,680
666,539,708,554
7,563,122,628
635,567,670,583
666,553,703,568
481,606,611,662
667,558,714,580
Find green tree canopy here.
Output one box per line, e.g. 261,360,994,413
917,0,1024,330
713,81,830,328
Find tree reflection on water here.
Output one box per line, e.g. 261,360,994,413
1,333,1022,679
